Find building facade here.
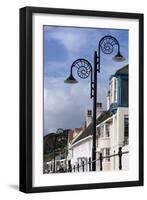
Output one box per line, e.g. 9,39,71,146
68,114,92,172
68,104,104,172
96,65,129,171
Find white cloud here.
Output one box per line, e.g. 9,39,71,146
43,69,113,135
45,28,87,56
44,27,105,59
44,78,92,135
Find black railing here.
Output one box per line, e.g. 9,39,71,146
44,147,129,173
68,147,129,172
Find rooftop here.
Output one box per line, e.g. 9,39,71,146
109,64,128,80
72,110,113,145
115,64,128,75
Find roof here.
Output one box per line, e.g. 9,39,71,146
75,128,83,133
96,110,113,124
109,64,128,80
68,130,74,143
115,64,128,75
72,110,113,145
72,123,93,145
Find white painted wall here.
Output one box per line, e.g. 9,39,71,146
107,77,118,108
96,106,128,171
117,107,128,146
86,111,93,127
71,136,92,171
96,119,112,171
98,138,111,149
111,107,128,170
122,145,129,170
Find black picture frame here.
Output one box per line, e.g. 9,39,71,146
19,6,144,193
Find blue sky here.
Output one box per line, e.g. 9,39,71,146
43,26,128,135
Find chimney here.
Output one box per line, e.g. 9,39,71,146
96,102,103,118
106,90,111,110
86,110,92,127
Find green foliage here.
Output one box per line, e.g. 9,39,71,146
43,130,68,162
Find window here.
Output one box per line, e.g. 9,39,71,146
122,79,128,106
105,148,110,161
97,127,100,137
105,124,110,137
88,110,92,116
100,148,110,162
100,125,104,137
101,148,105,156
124,116,129,144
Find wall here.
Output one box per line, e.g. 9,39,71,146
71,137,92,168
117,107,128,146
122,145,129,170
0,0,146,200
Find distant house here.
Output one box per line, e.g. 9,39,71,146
96,64,129,171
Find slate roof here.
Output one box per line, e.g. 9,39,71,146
72,110,113,145
109,65,128,80
115,64,128,75
72,123,93,145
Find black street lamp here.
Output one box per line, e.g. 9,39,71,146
53,128,64,173
64,35,125,171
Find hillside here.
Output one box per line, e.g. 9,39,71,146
43,130,69,162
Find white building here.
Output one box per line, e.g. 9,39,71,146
96,65,129,171
69,104,104,172
70,124,92,172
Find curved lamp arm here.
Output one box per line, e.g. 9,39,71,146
99,35,120,54
64,58,94,98
97,35,125,72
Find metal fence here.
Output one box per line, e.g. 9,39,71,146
44,147,129,173
68,147,129,172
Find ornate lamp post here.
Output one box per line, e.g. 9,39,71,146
53,128,64,173
64,35,125,171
